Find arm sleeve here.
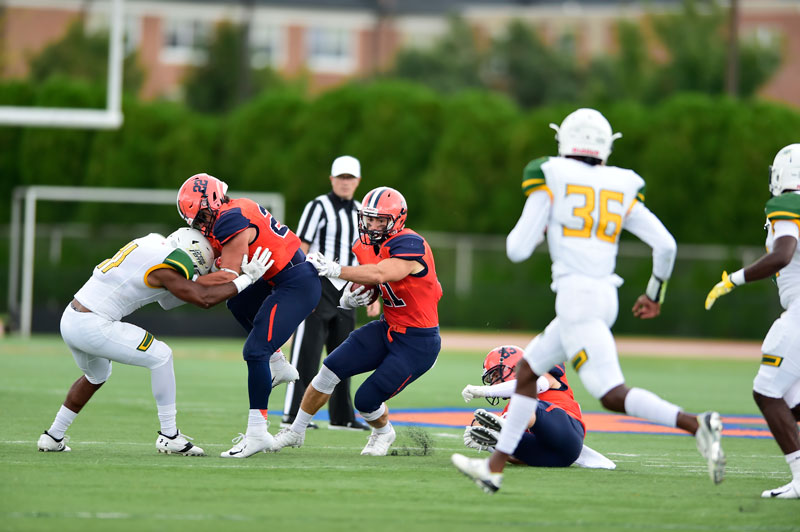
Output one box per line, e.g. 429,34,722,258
296,200,322,243
507,190,551,263
623,201,677,280
481,380,517,398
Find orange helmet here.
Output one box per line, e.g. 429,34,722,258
481,345,524,404
358,187,407,245
176,173,228,237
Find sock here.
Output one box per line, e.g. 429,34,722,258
247,359,271,409
246,409,268,436
373,421,393,435
47,405,77,440
291,409,313,434
786,450,800,481
623,387,681,427
157,403,177,437
495,393,538,455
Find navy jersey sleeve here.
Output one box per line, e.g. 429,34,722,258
386,234,425,259
213,208,250,244
547,364,565,379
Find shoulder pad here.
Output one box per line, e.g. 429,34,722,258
386,233,425,258
521,157,550,197
213,207,249,244
766,193,800,221
163,249,194,280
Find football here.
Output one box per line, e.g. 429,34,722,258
350,282,380,305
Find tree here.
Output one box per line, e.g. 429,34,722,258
29,20,143,95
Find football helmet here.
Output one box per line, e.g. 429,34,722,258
176,173,229,236
167,227,215,276
358,187,407,245
481,345,524,406
769,144,800,197
549,108,622,163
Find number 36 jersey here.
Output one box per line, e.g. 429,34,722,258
74,233,195,321
522,156,647,281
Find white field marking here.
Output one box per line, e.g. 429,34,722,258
6,511,254,521
434,432,461,438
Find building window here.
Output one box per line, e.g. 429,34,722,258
250,25,283,69
161,18,210,65
307,27,355,73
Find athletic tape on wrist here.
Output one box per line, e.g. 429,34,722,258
233,275,252,293
645,275,668,304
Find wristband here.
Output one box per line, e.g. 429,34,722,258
645,275,668,304
233,275,252,293
729,269,745,286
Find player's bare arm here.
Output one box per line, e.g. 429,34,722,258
339,258,422,285
147,268,237,309
742,235,796,281
196,228,257,286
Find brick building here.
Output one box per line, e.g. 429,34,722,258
2,0,798,105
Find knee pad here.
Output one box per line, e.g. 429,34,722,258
310,365,341,395
359,403,386,422
146,341,173,370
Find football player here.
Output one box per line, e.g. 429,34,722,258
452,108,724,493
37,228,273,455
461,345,615,470
272,186,443,455
705,143,800,499
177,174,322,458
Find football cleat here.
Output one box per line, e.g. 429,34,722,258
37,431,71,452
463,426,498,453
473,409,505,432
451,453,503,494
360,426,396,456
761,480,800,499
695,411,725,484
156,430,205,456
270,352,299,389
220,431,275,458
272,428,305,451
328,420,369,431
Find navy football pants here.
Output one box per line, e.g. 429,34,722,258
512,401,585,467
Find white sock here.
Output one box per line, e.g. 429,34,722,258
495,393,538,455
623,387,681,427
786,450,800,481
373,421,393,435
291,409,313,434
157,403,177,437
246,409,268,437
47,405,77,440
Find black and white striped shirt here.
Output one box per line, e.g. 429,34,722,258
296,192,361,266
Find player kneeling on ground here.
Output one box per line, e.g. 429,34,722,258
272,187,443,456
37,228,273,456
705,143,800,499
462,345,615,470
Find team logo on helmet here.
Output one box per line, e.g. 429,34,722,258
358,187,408,245
481,345,524,406
166,227,215,276
176,173,229,237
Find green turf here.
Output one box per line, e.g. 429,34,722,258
1,335,798,531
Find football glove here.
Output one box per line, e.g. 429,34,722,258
306,252,341,278
241,247,274,282
461,385,485,403
339,283,373,310
704,270,736,310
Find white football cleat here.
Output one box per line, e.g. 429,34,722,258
155,430,205,456
272,427,305,451
270,352,299,389
360,426,396,456
473,409,505,432
37,431,70,452
695,411,725,484
451,453,502,494
463,426,498,453
220,431,275,458
761,480,800,499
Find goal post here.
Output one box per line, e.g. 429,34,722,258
8,185,285,337
0,0,124,129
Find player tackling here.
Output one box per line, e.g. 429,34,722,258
452,108,725,493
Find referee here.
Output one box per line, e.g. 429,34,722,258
282,155,379,430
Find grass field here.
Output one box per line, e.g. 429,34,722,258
1,335,798,531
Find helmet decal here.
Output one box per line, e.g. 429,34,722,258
176,173,229,236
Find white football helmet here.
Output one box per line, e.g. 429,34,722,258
769,144,800,197
167,227,214,276
550,108,622,163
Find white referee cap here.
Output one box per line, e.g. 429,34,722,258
331,155,361,178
